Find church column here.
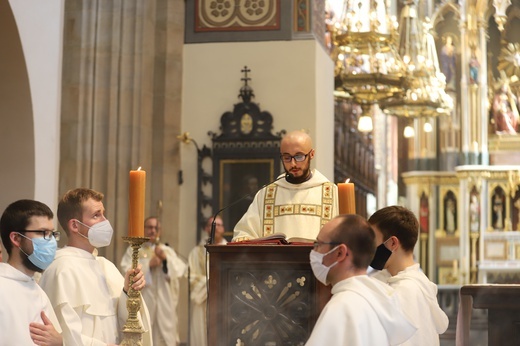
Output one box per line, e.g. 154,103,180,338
478,19,489,165
59,0,183,263
374,106,389,208
458,172,470,284
459,3,470,164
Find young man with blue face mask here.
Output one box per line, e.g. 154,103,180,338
368,206,449,345
39,188,152,346
306,214,417,346
0,199,63,345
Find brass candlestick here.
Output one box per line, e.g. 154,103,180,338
121,236,149,346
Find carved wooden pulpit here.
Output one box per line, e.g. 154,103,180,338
206,244,331,345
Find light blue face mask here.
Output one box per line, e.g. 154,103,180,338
17,233,57,270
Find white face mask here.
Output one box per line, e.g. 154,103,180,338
309,246,339,285
76,219,113,248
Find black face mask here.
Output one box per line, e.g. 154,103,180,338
370,240,392,270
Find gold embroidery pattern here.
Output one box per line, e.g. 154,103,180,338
263,184,278,236
262,182,335,235
321,183,334,227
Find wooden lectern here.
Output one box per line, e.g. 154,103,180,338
457,285,520,346
206,244,331,345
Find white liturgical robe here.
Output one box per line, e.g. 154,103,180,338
233,169,338,241
39,246,152,346
121,242,187,346
188,237,227,346
305,275,417,346
0,263,61,346
371,264,449,345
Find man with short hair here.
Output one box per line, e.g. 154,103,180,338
368,205,449,345
188,216,227,346
120,216,187,346
306,214,416,346
233,130,338,241
39,188,152,346
0,199,62,345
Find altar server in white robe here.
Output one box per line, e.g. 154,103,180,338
0,199,62,346
39,188,152,346
121,216,187,346
368,206,449,345
306,215,417,346
233,130,338,242
188,216,227,346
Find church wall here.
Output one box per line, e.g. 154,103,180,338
180,39,334,253
0,0,63,216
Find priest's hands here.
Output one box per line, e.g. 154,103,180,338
149,255,162,268
124,263,146,293
149,245,166,269
29,311,63,346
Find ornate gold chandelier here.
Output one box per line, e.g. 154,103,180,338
331,0,406,106
331,0,452,122
380,0,452,118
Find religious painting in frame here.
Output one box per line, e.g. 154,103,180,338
436,236,460,267
219,158,276,236
484,240,508,260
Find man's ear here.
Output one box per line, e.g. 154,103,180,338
9,231,22,248
337,243,349,261
68,219,80,234
389,236,400,251
309,149,315,160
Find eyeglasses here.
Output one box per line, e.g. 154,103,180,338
18,230,60,241
313,240,341,249
280,150,312,163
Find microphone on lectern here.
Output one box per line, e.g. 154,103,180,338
208,173,290,245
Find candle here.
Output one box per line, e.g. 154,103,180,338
338,179,356,214
129,167,146,237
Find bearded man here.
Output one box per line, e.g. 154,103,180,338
233,130,338,241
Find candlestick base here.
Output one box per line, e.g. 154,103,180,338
120,236,149,346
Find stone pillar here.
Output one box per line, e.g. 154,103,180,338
459,4,470,162
59,0,183,262
478,19,489,165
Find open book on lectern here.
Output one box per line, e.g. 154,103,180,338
227,233,314,245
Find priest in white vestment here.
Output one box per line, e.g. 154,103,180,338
0,199,62,346
121,216,187,346
233,130,338,242
306,215,417,346
188,216,227,346
368,206,449,345
39,188,152,346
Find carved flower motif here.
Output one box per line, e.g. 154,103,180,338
210,0,231,17
245,0,265,16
